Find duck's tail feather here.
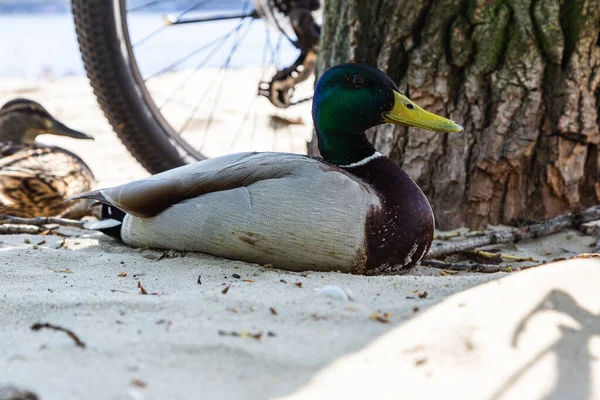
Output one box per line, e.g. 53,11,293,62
74,190,125,241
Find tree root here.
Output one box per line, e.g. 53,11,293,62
427,205,600,259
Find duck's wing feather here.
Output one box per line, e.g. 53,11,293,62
76,152,358,218
0,144,96,217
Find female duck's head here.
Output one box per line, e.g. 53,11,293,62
0,98,94,144
312,64,462,165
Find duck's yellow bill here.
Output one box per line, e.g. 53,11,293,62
383,91,463,133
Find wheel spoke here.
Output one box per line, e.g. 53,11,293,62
120,0,311,160
144,25,244,81
127,0,170,13
132,0,219,48
264,2,297,48
231,23,278,150
164,10,258,25
174,0,219,19
273,34,283,69
200,16,255,147
157,16,249,111
176,14,253,136
133,25,168,48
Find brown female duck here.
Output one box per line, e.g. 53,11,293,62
0,99,95,218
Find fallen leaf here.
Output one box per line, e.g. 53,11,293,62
465,339,474,351
138,281,148,295
218,329,263,341
221,284,231,295
118,272,127,277
369,311,392,323
270,115,305,125
130,379,147,388
241,330,263,340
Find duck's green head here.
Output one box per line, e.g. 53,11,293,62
0,98,94,144
313,64,463,165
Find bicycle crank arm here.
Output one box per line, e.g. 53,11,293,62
258,48,317,109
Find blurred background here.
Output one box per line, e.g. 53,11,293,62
0,0,317,186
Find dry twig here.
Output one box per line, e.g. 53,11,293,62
465,250,537,262
422,260,539,273
0,224,40,234
427,205,600,259
30,322,86,348
0,214,85,228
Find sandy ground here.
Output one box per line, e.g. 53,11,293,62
1,76,600,399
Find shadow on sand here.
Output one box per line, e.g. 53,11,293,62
491,289,600,400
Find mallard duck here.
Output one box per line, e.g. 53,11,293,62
78,64,462,274
0,98,96,218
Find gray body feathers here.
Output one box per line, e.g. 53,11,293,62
84,152,382,272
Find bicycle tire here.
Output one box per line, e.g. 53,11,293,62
72,0,189,174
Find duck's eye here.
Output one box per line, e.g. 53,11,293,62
406,103,415,110
352,75,365,88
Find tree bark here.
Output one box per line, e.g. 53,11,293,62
311,0,600,229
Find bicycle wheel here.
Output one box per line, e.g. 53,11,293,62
72,0,317,174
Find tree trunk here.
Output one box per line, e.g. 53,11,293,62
311,0,600,229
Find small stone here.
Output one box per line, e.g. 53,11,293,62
142,252,161,260
54,226,87,237
232,273,241,279
314,285,354,302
